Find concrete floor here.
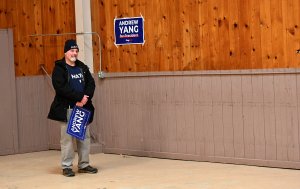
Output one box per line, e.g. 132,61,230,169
1,151,300,189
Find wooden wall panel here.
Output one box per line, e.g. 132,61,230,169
1,0,299,75
263,75,277,160
97,72,300,169
10,71,300,168
16,76,50,153
252,76,266,160
92,0,300,73
0,0,76,76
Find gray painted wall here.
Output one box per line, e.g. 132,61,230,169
5,69,300,169
0,29,18,155
96,70,300,169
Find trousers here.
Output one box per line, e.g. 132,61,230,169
60,122,91,169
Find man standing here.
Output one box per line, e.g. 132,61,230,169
48,39,98,177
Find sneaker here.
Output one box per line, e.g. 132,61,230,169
63,168,75,177
78,165,98,174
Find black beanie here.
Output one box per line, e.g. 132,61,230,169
64,39,79,53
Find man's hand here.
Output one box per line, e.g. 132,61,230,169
76,102,84,107
81,95,89,105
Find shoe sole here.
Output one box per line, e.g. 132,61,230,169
63,173,75,177
78,170,98,174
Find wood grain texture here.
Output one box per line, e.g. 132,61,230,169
1,0,300,76
91,0,300,73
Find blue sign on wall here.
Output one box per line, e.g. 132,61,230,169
114,16,145,46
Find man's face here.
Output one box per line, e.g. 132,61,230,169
65,49,79,62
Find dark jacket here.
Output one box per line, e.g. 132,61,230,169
48,57,95,123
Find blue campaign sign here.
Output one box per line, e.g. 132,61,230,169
66,106,91,140
114,16,145,45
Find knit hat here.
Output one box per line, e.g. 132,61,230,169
64,39,79,53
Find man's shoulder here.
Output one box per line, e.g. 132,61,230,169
55,58,65,65
75,60,86,66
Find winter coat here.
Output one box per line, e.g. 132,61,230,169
48,57,95,123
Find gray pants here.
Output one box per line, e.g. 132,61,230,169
60,122,90,169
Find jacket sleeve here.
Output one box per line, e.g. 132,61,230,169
52,64,84,102
83,66,96,99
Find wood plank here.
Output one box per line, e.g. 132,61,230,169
217,0,230,70
238,0,251,69
181,0,192,71
227,0,240,69
0,29,19,155
183,76,196,154
200,76,214,156
284,74,299,161
174,77,187,153
98,80,113,149
165,77,178,153
222,76,234,157
231,75,245,158
263,75,277,160
199,0,210,70
249,0,262,69
274,74,288,161
147,77,161,152
16,77,49,152
189,0,201,70
270,0,285,68
284,0,300,68
259,0,273,69
192,76,205,156
211,76,225,156
252,75,266,160
208,0,219,70
157,76,170,153
126,78,142,150
2,0,300,75
242,75,255,159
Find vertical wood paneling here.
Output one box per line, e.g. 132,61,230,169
296,74,300,161
116,78,128,149
242,76,255,159
95,78,110,147
201,76,214,156
158,77,169,152
193,76,205,156
219,0,230,70
183,77,196,154
91,0,300,73
270,0,285,69
165,77,178,153
284,0,300,69
222,76,234,157
140,77,151,151
174,77,186,153
181,1,192,70
250,0,262,69
274,75,288,161
285,74,299,161
211,76,225,156
1,0,300,75
239,0,251,69
228,0,240,69
98,72,300,168
16,76,49,152
9,72,300,168
199,0,210,70
263,75,277,160
154,77,167,152
252,76,266,159
0,29,18,155
231,75,245,158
